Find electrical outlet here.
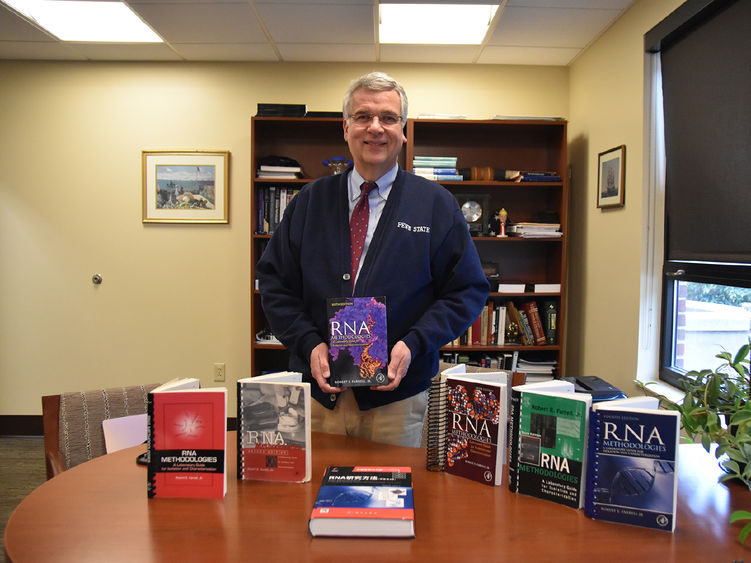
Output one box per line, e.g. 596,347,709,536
213,362,226,382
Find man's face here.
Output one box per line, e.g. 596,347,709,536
343,88,406,181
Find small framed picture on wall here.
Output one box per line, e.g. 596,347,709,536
597,145,625,209
142,150,230,223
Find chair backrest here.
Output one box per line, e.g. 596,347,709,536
42,383,160,479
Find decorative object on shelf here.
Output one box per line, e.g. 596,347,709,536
505,320,521,344
323,156,352,175
490,208,509,237
597,145,626,209
142,150,229,224
455,193,490,236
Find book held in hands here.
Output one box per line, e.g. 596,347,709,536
237,371,311,483
147,378,227,499
327,296,388,387
308,466,415,538
585,397,679,531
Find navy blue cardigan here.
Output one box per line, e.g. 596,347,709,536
256,168,490,410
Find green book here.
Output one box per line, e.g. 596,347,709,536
509,383,591,509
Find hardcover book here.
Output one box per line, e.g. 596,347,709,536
521,301,547,346
585,397,679,531
445,371,507,486
147,382,227,499
308,466,415,538
237,371,311,483
327,296,388,387
508,380,591,508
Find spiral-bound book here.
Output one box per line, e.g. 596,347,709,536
425,363,509,486
508,380,591,508
147,381,227,499
236,371,311,483
585,397,679,531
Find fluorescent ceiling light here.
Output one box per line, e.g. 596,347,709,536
2,0,162,42
380,3,499,45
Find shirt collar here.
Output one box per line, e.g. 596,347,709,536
349,164,398,203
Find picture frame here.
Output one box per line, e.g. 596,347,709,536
596,145,625,209
142,150,229,223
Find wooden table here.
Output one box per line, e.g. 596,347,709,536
5,432,750,562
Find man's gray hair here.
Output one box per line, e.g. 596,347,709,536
343,72,408,125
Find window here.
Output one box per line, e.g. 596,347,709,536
646,0,751,387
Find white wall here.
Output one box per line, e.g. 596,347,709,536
0,61,569,415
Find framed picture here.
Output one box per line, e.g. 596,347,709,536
142,150,229,223
596,145,625,209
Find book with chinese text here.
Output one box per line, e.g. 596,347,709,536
237,371,311,483
308,466,415,538
147,381,227,499
327,296,388,387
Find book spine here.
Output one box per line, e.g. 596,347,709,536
425,375,448,471
542,301,558,345
507,388,522,492
522,301,547,346
518,309,535,346
236,381,243,480
146,392,156,498
584,408,600,518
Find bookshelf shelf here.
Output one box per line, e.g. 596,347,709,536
250,116,568,377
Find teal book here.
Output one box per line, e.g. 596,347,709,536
509,382,591,509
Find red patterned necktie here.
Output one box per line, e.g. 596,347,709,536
350,181,378,290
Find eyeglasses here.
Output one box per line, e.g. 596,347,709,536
348,112,403,127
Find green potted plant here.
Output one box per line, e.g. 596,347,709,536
638,341,751,541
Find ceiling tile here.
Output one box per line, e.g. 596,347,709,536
477,45,580,66
380,44,480,64
487,6,622,48
172,42,279,61
131,3,266,43
278,43,375,62
70,42,183,61
0,5,55,41
256,3,374,44
0,40,87,59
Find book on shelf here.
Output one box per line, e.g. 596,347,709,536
521,301,547,346
259,164,302,174
414,173,464,182
412,167,458,175
327,296,388,387
412,156,458,168
425,364,511,478
236,371,311,483
147,379,227,499
508,379,591,509
585,397,679,532
516,358,557,380
541,300,558,345
521,172,562,182
308,466,415,538
255,186,299,234
509,223,562,238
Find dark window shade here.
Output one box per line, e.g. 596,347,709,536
659,0,751,264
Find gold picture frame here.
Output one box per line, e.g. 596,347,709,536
596,145,625,209
142,150,229,223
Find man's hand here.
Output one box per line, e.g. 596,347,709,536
310,342,343,393
373,340,411,391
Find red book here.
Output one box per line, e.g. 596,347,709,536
445,372,507,486
521,301,547,346
147,382,227,499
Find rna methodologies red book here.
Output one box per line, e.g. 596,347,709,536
147,383,227,499
308,466,415,538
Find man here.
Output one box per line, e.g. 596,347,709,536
256,72,489,446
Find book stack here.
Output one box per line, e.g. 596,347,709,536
412,156,462,181
255,186,299,234
257,164,302,179
508,222,562,238
516,358,556,381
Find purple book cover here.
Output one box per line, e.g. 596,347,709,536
327,297,388,387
